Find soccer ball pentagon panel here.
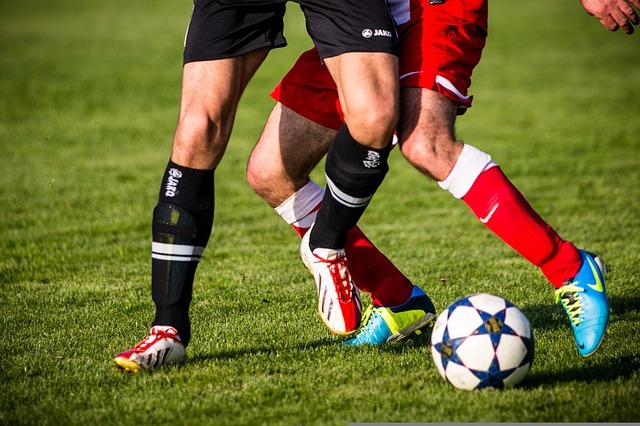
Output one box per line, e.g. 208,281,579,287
430,293,534,391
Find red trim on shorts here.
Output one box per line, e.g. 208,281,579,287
271,0,488,128
271,48,344,131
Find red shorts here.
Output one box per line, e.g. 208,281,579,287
272,0,488,130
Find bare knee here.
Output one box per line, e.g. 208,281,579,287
246,152,275,199
340,81,399,147
247,152,307,208
345,103,399,148
246,135,304,208
171,109,231,170
248,103,337,207
172,55,267,170
325,52,399,148
400,132,463,181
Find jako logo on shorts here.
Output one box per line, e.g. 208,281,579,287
361,29,393,38
373,29,392,37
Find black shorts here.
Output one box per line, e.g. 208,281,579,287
184,0,398,64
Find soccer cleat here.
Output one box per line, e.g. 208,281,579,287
300,225,362,335
113,326,186,372
554,250,609,357
342,285,436,346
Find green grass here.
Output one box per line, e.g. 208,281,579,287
1,0,639,424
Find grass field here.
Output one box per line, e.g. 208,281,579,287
1,0,639,424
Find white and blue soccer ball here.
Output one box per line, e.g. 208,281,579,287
430,293,534,391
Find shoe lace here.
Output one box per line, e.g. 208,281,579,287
350,305,380,341
359,305,375,331
555,284,584,327
131,329,174,352
318,253,354,303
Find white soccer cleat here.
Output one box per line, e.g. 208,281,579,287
300,226,362,335
113,326,186,373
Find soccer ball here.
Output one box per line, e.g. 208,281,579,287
430,293,534,391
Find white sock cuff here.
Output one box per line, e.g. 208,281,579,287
438,144,496,199
275,181,324,225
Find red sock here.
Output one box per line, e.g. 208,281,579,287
294,212,413,307
462,166,582,288
344,227,414,306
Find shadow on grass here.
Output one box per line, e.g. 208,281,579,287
185,294,637,376
522,354,640,388
188,336,337,364
607,294,640,316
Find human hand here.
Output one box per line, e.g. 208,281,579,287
580,0,640,34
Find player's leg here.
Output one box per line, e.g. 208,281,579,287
394,0,607,356
248,103,364,334
153,52,269,340
322,55,440,343
397,87,583,285
435,134,608,356
309,52,399,254
248,103,434,342
248,49,434,342
399,78,608,357
298,0,400,251
114,53,270,373
114,2,285,372
291,0,400,334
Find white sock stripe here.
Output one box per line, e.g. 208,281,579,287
275,181,325,225
152,242,205,256
152,242,204,262
326,176,373,209
438,144,495,199
151,253,202,262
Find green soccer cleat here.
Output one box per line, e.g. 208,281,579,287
342,285,436,346
555,250,609,357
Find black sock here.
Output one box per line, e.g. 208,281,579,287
150,160,214,347
310,124,391,250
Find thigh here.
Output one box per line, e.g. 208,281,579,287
184,0,287,63
323,51,399,125
322,48,399,150
179,50,268,116
173,49,269,169
273,48,400,149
